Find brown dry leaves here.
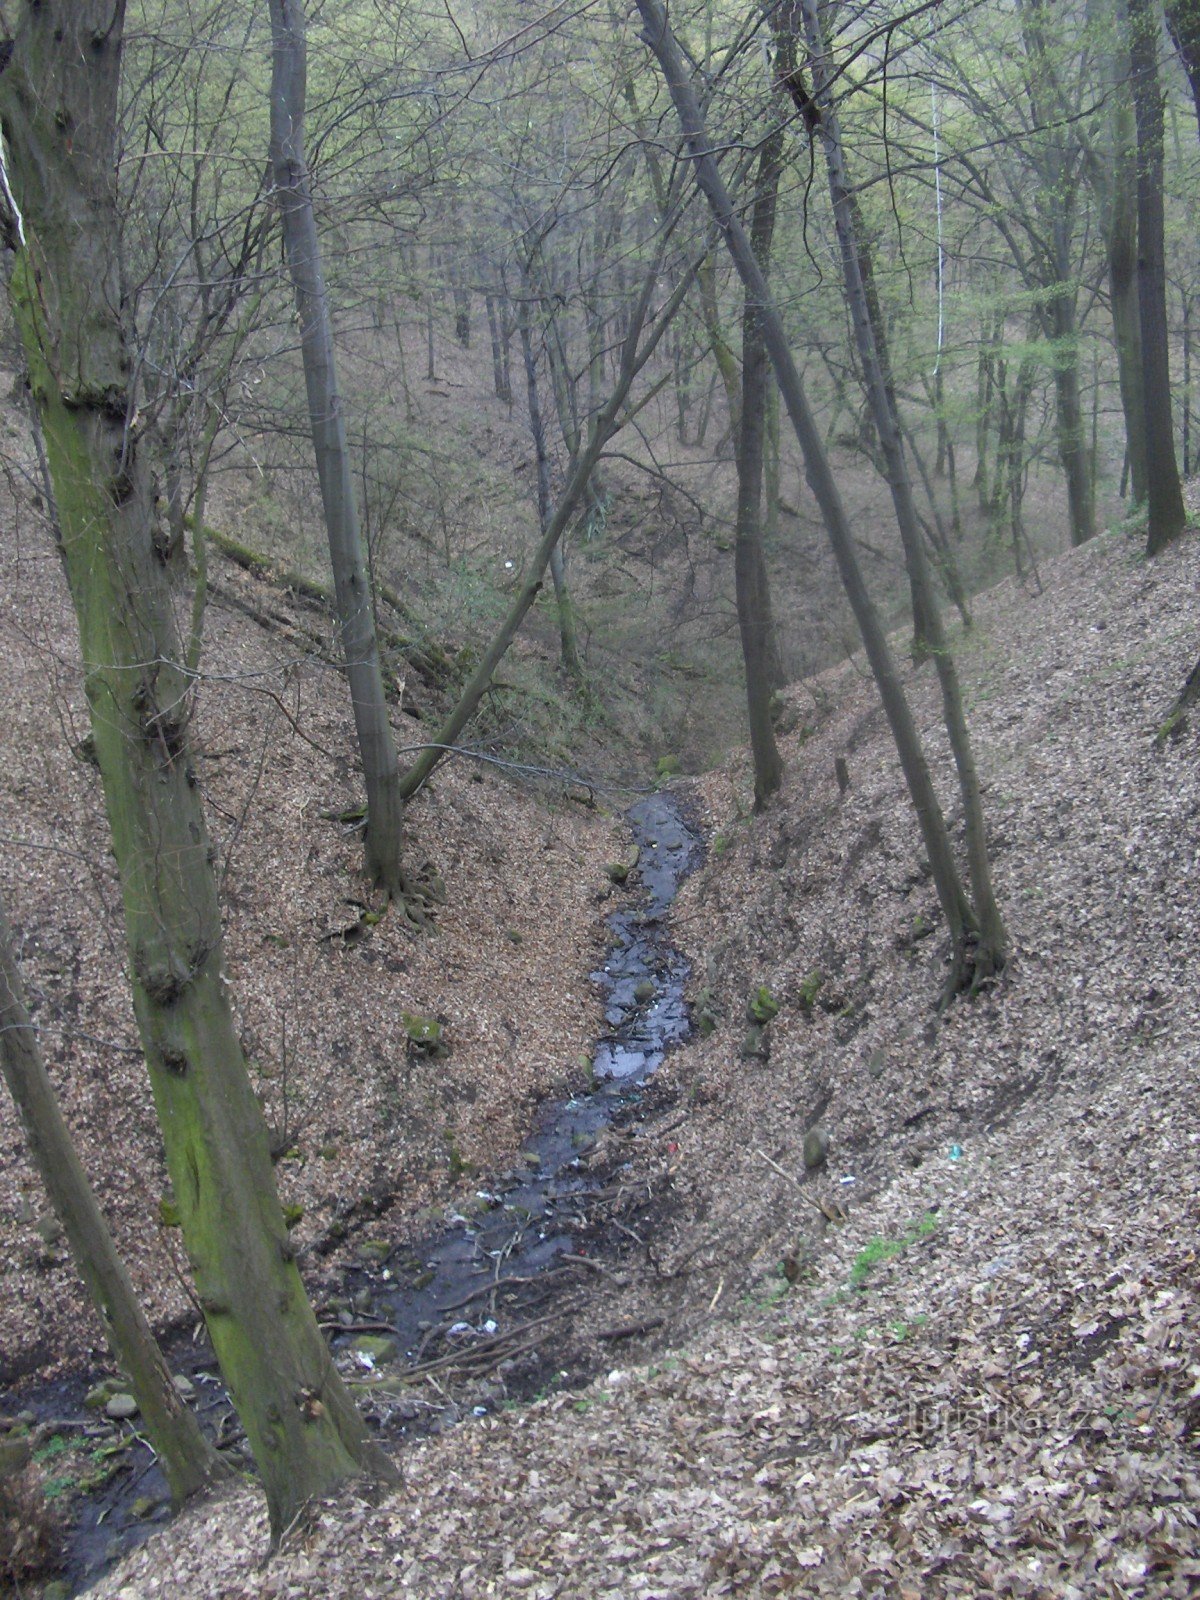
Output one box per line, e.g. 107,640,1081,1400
0,494,617,1381
11,483,1200,1598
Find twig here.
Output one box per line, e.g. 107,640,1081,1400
596,1317,665,1341
755,1147,801,1188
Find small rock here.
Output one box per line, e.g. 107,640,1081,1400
131,1495,158,1519
85,1379,122,1411
353,1288,374,1314
171,1374,195,1401
429,1402,461,1435
35,1215,64,1247
105,1393,139,1421
357,1239,391,1264
351,1334,398,1364
803,1128,830,1171
0,1437,32,1478
633,979,655,1004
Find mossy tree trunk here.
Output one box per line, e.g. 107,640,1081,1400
266,0,408,895
0,0,395,1539
0,891,227,1506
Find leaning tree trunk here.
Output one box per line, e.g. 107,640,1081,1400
798,0,1006,983
635,0,978,984
0,0,395,1540
1129,0,1188,554
0,892,227,1506
398,235,695,800
1165,0,1200,132
267,0,408,895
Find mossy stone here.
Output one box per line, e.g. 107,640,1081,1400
0,1437,31,1478
634,979,655,1004
803,1128,830,1171
85,1377,124,1410
351,1334,398,1363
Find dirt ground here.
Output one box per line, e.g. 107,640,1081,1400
16,513,1192,1596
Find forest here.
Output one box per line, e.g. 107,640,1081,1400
0,0,1197,1595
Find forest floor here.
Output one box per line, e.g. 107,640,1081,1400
3,501,1200,1596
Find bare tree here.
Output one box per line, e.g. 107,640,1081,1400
634,0,992,993
267,0,410,899
0,889,227,1506
0,0,396,1537
1128,0,1188,553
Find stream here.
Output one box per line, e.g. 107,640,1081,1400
4,791,702,1596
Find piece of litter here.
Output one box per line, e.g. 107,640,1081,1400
839,1175,857,1185
948,1144,964,1161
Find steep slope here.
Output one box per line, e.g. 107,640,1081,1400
0,494,618,1384
78,520,1200,1597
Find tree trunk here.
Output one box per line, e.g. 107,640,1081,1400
1129,0,1188,554
798,0,1006,982
1165,0,1200,131
735,99,786,808
0,1,396,1539
1182,287,1193,476
635,0,979,986
519,303,583,680
1043,238,1100,550
0,891,226,1506
398,236,694,800
486,293,511,402
1104,24,1149,504
266,0,408,896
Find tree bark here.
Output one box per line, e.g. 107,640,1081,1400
1103,14,1150,504
798,0,1006,982
398,234,694,800
266,0,408,895
734,60,787,808
519,300,583,680
635,0,978,984
1129,0,1188,554
0,892,227,1505
1165,0,1200,130
0,0,396,1538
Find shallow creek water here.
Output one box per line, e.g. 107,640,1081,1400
7,792,702,1594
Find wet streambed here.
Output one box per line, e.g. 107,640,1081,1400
4,792,702,1594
